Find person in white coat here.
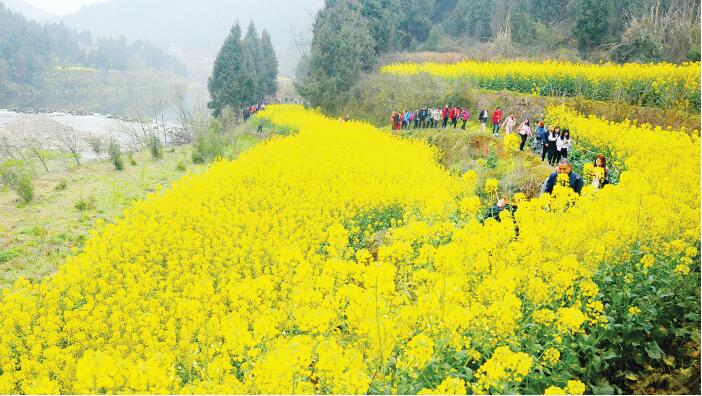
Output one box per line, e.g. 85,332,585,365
555,129,571,163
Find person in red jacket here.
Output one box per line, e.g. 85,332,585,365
492,107,503,137
441,105,449,129
449,107,459,128
460,108,471,130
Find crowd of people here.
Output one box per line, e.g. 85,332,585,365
391,106,473,131
390,106,577,163
242,102,268,123
485,155,611,223
387,105,613,223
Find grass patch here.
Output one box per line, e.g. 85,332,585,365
0,119,275,288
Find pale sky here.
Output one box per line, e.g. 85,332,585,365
23,0,109,15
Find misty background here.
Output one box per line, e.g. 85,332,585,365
1,0,324,101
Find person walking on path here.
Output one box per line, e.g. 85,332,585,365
502,113,517,134
450,106,459,128
460,108,471,130
432,107,442,129
492,107,503,136
518,119,532,151
555,129,571,163
536,121,548,162
392,111,401,131
478,109,489,134
547,127,560,165
442,105,450,129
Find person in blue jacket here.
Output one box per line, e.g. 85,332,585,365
535,121,547,151
541,159,584,195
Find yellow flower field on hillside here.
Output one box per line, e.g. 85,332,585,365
0,105,699,394
380,60,701,110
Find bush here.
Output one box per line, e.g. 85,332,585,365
176,160,187,172
108,141,124,171
85,135,103,159
16,174,34,204
55,179,68,191
192,120,227,164
128,153,137,166
75,196,96,212
147,134,164,160
1,163,35,203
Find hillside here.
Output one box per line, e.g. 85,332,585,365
59,0,325,76
0,0,53,21
0,3,188,111
297,0,701,110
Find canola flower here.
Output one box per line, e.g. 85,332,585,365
0,104,699,395
381,60,701,110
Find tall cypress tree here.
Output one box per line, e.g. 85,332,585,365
208,23,244,117
260,30,279,97
242,22,263,104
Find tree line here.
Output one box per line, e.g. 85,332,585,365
208,22,278,117
0,3,186,86
296,0,701,112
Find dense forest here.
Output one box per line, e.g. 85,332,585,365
0,3,186,86
208,23,279,116
297,0,701,110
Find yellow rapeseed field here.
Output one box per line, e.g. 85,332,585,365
380,60,701,110
0,105,698,394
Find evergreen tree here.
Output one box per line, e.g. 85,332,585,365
297,0,377,111
260,30,279,97
242,22,263,104
572,0,613,50
208,23,244,117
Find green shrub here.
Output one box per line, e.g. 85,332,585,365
572,249,701,394
16,174,34,204
192,120,227,164
147,134,164,160
176,160,187,172
85,135,103,159
108,141,124,171
74,196,96,212
0,163,35,203
0,248,23,264
55,179,68,191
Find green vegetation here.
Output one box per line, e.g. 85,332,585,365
0,3,185,97
0,3,188,112
339,73,701,132
0,119,273,288
107,140,124,171
395,125,553,198
297,0,700,112
208,22,279,116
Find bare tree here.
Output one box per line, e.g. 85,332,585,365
173,84,195,144
152,88,169,146
84,133,104,160
116,105,153,153
54,123,82,166
174,88,211,144
5,124,52,173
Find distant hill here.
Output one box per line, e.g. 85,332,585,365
60,0,325,76
0,0,53,22
0,2,189,111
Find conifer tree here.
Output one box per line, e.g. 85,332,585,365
208,23,244,117
260,30,279,97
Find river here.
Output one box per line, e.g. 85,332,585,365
0,109,185,161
